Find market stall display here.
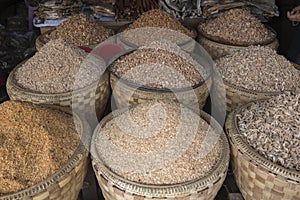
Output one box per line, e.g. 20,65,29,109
0,101,89,199
7,39,110,127
36,13,114,50
118,9,197,51
198,8,278,59
109,40,212,110
225,92,300,199
213,46,300,112
91,100,230,199
35,0,83,20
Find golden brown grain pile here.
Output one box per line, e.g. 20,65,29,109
50,13,114,46
0,101,80,194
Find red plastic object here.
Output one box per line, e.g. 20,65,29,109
91,44,125,63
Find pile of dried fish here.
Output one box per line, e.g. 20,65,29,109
237,92,300,171
199,8,276,45
35,0,83,20
201,0,278,20
159,0,202,19
216,46,300,92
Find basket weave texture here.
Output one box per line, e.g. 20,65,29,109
110,72,212,110
212,74,281,113
91,109,230,200
6,61,110,125
0,109,90,200
225,104,300,200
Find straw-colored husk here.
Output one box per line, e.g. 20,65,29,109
6,61,110,128
91,109,230,200
110,72,212,110
225,103,300,200
197,25,279,60
0,107,90,200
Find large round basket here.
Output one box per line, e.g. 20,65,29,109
197,25,279,60
225,102,300,200
117,26,198,53
6,60,110,128
213,75,282,112
0,106,90,200
96,20,132,32
108,50,212,110
91,109,230,200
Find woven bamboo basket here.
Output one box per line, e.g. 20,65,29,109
108,50,212,110
225,103,300,200
91,108,230,200
212,74,282,113
6,60,110,128
197,25,279,60
0,107,90,200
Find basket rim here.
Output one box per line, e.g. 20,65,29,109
0,106,89,199
91,107,230,194
197,24,277,47
225,101,300,182
7,59,108,97
219,76,290,96
107,49,212,93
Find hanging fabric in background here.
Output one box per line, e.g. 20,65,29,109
287,22,300,64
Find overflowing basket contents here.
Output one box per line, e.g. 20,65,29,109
36,14,114,50
7,39,110,128
3,1,300,199
109,40,212,110
213,45,300,112
91,100,230,199
118,9,197,51
225,92,300,199
0,101,89,199
198,8,278,59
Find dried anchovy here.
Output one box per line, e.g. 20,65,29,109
15,39,102,94
216,46,300,92
199,8,275,44
237,92,300,171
